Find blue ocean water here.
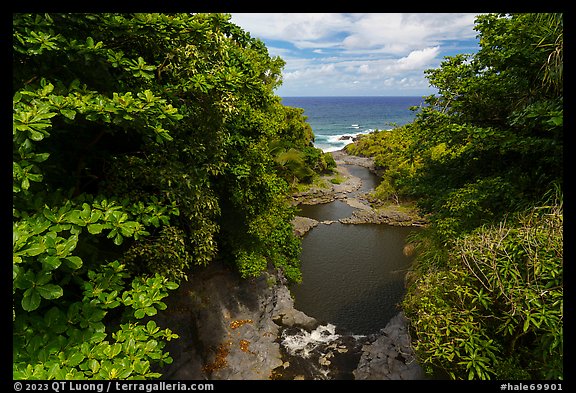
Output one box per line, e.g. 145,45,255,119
281,96,425,152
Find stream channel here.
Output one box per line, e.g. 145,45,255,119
292,164,417,335
157,160,425,380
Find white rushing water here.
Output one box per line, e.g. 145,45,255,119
281,324,341,358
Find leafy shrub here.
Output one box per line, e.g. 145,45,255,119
404,197,563,379
14,260,179,379
13,12,311,380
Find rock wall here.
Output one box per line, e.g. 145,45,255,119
155,261,424,380
155,261,313,380
354,312,425,380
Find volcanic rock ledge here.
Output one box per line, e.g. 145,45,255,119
155,261,424,380
354,312,425,380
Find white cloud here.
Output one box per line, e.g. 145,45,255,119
393,46,440,72
231,13,350,42
233,13,477,56
229,13,480,95
283,63,337,81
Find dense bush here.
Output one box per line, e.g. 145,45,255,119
13,13,317,379
404,195,563,379
346,13,563,379
346,126,416,202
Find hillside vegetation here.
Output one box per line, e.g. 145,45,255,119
345,13,563,379
13,13,333,379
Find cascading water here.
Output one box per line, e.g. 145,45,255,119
281,324,341,359
277,323,369,380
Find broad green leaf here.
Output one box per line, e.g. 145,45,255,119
67,351,85,367
133,360,150,374
60,109,76,120
41,255,62,270
165,281,179,290
144,306,157,317
45,307,67,334
22,288,41,311
146,320,158,333
59,234,78,256
65,256,83,269
145,340,158,352
117,368,133,379
113,233,123,245
66,210,85,226
90,332,107,344
30,152,50,163
88,359,100,374
36,283,63,300
27,172,43,183
89,210,102,223
46,363,62,379
87,223,106,234
21,241,46,256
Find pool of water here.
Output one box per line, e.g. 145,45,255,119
292,164,417,335
340,164,379,194
296,200,357,222
291,222,416,335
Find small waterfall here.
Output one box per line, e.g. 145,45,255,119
281,324,341,358
277,324,368,380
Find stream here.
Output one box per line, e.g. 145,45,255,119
158,158,425,380
291,164,418,335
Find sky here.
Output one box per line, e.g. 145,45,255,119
229,13,483,97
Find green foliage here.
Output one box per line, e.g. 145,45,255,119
346,13,563,380
273,147,315,185
14,261,179,379
267,105,335,187
302,146,337,174
404,198,563,379
272,105,315,148
346,126,417,202
122,225,191,280
270,145,335,186
13,12,314,380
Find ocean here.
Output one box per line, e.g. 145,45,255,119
280,96,425,152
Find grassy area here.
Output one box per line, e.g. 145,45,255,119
292,173,332,193
329,174,346,184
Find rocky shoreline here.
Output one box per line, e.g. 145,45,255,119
156,261,424,380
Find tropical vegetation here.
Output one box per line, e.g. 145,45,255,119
13,13,332,379
346,13,563,379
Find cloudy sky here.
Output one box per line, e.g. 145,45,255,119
230,13,483,97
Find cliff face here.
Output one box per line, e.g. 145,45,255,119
154,261,424,380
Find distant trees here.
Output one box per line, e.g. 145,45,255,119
13,13,324,379
347,13,563,379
